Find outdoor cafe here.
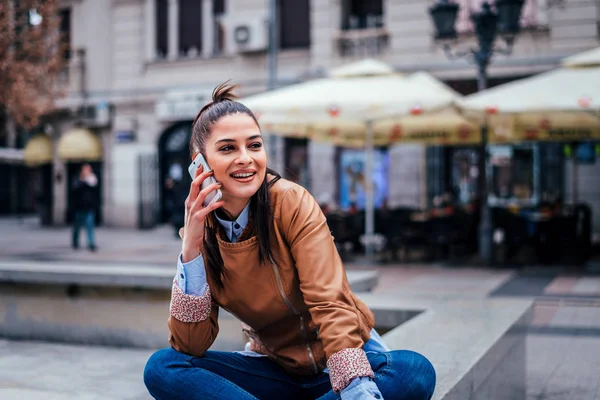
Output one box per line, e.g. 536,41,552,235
241,48,600,266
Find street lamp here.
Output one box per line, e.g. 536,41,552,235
429,0,525,263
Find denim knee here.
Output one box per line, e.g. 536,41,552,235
381,350,436,400
403,351,436,399
144,348,180,396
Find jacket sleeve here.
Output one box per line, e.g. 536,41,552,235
279,186,374,393
167,260,219,356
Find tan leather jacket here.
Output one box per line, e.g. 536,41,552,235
168,179,376,393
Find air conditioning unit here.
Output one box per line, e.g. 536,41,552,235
77,101,112,128
230,17,269,53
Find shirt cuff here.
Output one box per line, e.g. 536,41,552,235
176,253,208,296
170,278,212,323
340,377,382,400
327,348,375,393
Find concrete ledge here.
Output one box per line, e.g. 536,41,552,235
0,262,377,351
0,261,378,293
360,294,533,400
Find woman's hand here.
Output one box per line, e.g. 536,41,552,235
181,165,225,263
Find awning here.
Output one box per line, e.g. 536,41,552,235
57,128,103,161
23,134,53,166
374,109,481,146
488,112,600,143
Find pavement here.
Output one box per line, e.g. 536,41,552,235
2,217,600,399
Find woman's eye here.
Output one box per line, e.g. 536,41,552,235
219,145,234,152
249,142,263,149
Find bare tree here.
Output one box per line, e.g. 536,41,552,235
0,0,64,136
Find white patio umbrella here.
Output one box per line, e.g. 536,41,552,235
241,59,461,256
459,47,600,117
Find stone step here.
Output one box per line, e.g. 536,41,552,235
0,261,378,293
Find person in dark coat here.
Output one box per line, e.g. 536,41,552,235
72,164,98,251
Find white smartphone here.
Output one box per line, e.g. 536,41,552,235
188,153,223,207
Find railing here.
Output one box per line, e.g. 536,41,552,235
455,0,550,34
334,27,390,58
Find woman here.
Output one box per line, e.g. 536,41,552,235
144,83,436,400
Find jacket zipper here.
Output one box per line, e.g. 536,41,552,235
299,314,319,373
271,263,318,374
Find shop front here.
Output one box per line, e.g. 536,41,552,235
23,133,55,225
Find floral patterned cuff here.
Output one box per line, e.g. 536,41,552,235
169,279,212,323
327,348,375,393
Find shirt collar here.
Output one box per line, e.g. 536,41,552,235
214,202,250,241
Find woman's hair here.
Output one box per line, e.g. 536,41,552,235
190,81,280,288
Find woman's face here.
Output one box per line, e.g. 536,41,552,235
203,113,266,206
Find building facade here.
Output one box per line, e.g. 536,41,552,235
8,0,599,232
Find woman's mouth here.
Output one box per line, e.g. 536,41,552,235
230,171,257,182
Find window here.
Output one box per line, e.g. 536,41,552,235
279,0,310,49
456,0,545,33
489,145,539,205
284,138,309,187
341,0,383,30
179,0,203,57
213,0,225,15
156,0,168,58
213,0,226,55
59,8,71,60
450,149,480,206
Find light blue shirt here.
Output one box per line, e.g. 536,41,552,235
174,202,386,399
176,203,250,295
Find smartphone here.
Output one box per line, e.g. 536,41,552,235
188,153,223,207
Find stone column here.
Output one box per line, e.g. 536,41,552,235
145,0,156,62
202,0,213,58
168,0,179,60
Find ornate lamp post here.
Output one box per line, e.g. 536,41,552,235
429,0,525,263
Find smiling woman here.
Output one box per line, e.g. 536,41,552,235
143,82,436,400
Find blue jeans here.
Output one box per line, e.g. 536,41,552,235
144,348,435,400
72,210,96,248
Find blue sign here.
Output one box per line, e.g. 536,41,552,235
115,130,137,144
339,149,389,210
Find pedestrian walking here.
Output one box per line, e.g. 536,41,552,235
143,82,436,400
71,163,98,251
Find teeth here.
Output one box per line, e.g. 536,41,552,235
232,172,254,178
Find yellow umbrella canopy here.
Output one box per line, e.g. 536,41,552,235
23,134,53,166
57,128,103,162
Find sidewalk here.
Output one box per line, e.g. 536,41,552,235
0,217,183,266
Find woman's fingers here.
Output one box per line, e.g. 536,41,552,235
190,199,225,225
203,200,225,215
195,182,222,208
187,166,214,204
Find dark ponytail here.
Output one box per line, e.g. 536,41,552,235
191,81,280,289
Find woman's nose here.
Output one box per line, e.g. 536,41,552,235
236,150,252,164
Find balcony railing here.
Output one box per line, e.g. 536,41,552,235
334,27,390,58
456,0,549,34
